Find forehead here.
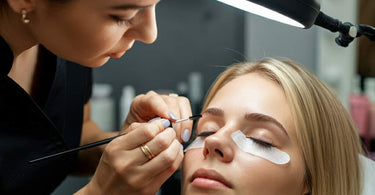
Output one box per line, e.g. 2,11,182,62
207,73,294,130
68,0,160,9
95,0,160,5
211,73,285,108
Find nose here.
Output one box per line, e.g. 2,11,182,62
128,7,158,44
203,131,234,163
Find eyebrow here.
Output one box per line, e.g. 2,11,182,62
244,113,289,137
201,107,224,117
201,108,289,137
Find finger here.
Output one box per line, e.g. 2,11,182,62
113,140,183,193
114,119,171,149
137,91,172,120
160,94,181,123
173,96,193,143
147,117,162,123
141,139,183,178
149,146,184,187
120,122,142,133
137,127,176,164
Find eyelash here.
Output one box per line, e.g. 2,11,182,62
110,15,133,26
197,131,273,148
197,131,215,137
250,138,273,148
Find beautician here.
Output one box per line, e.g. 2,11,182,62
0,0,193,194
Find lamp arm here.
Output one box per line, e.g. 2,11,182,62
314,11,375,47
357,24,375,41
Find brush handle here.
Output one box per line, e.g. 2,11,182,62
29,114,202,163
29,133,126,163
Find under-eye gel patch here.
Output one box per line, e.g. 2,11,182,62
184,130,290,165
184,136,205,152
231,130,290,164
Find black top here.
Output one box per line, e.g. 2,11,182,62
0,36,92,194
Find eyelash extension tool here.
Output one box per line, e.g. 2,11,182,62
169,114,202,127
29,114,202,163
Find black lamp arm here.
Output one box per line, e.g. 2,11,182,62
314,11,375,47
358,24,375,41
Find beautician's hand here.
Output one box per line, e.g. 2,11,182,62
123,90,193,143
80,119,183,195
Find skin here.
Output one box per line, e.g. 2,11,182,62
181,73,309,195
3,0,159,67
1,0,194,193
29,0,159,67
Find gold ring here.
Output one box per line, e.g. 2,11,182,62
168,93,179,97
140,144,154,160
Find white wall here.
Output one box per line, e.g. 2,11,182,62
316,0,358,107
244,0,359,107
244,13,317,73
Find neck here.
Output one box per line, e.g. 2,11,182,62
0,8,38,58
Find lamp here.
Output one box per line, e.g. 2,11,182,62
216,0,375,47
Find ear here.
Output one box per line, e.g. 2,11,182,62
6,0,36,13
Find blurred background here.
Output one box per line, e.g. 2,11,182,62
53,0,375,194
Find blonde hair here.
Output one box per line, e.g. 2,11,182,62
202,58,363,195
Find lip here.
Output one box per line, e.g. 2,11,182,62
109,43,134,59
190,168,232,189
109,50,127,58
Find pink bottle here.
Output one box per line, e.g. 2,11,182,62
370,104,375,153
349,94,370,149
365,78,375,153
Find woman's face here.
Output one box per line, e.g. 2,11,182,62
30,0,159,67
181,73,309,195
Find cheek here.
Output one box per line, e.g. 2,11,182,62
235,154,305,194
237,156,285,188
62,10,127,56
61,22,123,57
33,10,125,60
181,150,202,182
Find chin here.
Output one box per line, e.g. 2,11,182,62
182,188,233,195
182,184,234,195
78,57,110,68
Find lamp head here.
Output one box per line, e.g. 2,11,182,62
216,0,375,47
217,0,320,29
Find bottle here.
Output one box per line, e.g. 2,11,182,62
349,76,370,149
188,72,203,114
119,85,135,129
91,83,115,131
366,78,375,152
177,81,188,97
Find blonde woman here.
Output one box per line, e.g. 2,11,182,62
181,58,372,195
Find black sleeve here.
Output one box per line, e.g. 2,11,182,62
84,67,93,104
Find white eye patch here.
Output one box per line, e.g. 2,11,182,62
231,130,290,164
184,136,205,151
184,130,290,165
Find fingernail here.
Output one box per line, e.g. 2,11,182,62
180,144,184,151
162,120,171,128
173,126,177,131
148,117,161,123
182,129,191,142
168,112,178,120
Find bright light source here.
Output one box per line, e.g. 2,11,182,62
217,0,305,28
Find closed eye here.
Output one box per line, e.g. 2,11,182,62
249,138,273,148
110,15,133,26
197,131,215,137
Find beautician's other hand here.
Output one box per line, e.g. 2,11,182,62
80,119,183,195
123,90,193,143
